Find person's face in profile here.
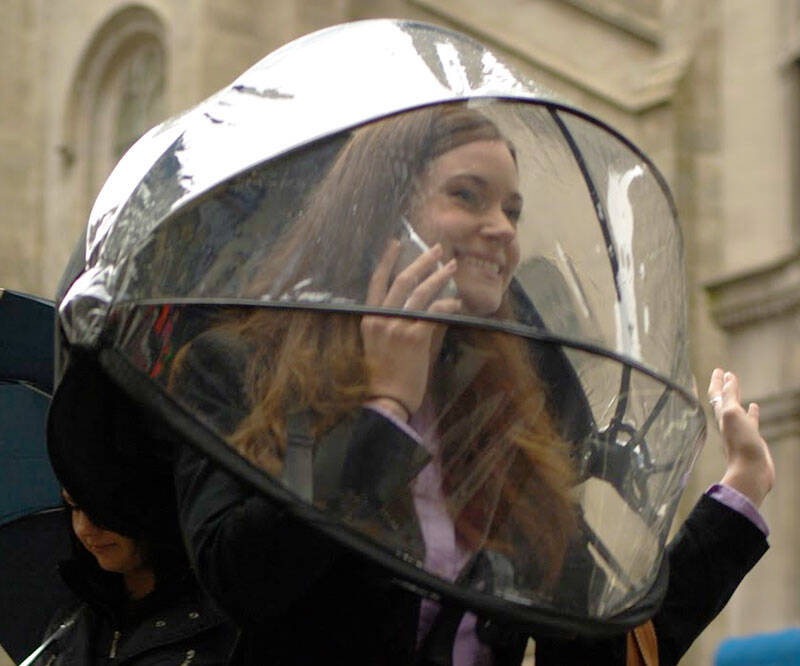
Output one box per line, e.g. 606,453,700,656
62,490,146,575
410,140,521,316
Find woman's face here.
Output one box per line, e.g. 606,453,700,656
62,491,145,575
409,139,521,316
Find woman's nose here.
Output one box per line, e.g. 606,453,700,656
480,206,517,241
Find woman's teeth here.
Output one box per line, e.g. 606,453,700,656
461,256,500,273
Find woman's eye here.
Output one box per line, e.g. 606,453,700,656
451,188,479,205
504,207,522,224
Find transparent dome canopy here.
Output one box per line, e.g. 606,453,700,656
56,19,705,636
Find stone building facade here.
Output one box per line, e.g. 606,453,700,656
1,1,798,664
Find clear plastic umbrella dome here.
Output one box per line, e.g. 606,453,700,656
54,19,706,636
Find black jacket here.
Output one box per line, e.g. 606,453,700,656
30,556,238,665
175,434,767,666
172,331,768,665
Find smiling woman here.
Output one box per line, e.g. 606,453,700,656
49,18,774,666
183,107,578,572
167,103,581,664
409,138,521,317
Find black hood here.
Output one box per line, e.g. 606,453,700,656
47,351,187,577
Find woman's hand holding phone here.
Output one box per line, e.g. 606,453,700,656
392,217,458,301
361,239,461,419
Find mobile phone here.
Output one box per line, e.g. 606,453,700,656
393,217,458,300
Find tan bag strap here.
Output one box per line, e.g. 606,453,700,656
626,619,659,666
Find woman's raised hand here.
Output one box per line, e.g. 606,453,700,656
361,240,461,420
707,368,775,508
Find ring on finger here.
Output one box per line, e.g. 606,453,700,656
709,396,722,408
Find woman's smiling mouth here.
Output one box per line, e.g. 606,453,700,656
459,254,502,275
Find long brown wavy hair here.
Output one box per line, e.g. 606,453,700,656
205,104,577,589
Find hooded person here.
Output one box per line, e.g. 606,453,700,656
52,19,772,666
31,356,238,665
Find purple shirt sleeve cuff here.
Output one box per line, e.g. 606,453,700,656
706,483,770,538
364,403,423,445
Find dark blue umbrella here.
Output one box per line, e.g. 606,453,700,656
0,289,71,663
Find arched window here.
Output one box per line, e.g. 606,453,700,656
113,42,165,160
59,7,167,245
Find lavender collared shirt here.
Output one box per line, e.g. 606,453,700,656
706,483,769,536
366,401,492,664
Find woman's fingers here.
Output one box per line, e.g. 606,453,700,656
366,240,401,306
713,370,750,435
707,367,724,424
720,371,738,417
427,297,462,315
707,367,723,397
361,242,460,415
708,367,744,419
708,368,775,507
711,369,748,427
403,258,457,310
721,370,741,405
372,241,458,312
382,244,444,309
708,367,723,398
747,402,759,422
